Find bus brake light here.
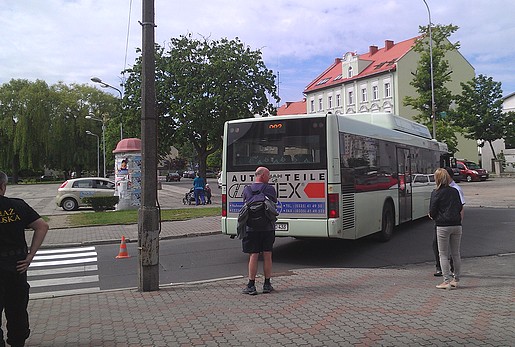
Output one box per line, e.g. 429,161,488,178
328,193,339,218
221,194,227,217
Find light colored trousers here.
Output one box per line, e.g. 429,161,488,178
436,225,462,282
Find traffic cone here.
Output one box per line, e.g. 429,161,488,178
115,236,130,259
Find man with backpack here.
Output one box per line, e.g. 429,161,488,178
241,167,277,295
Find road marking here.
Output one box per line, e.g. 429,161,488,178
29,265,98,276
36,246,96,254
28,246,100,299
29,257,97,267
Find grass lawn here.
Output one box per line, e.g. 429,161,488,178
63,206,221,227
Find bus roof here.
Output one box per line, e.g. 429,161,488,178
225,112,448,152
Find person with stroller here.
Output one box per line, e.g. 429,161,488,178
193,173,206,205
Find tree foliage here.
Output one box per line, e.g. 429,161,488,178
123,34,279,178
0,79,119,181
451,74,515,159
403,24,461,153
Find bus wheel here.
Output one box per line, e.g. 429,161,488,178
378,201,394,242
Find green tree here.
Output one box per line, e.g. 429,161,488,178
451,75,515,160
0,79,52,182
403,24,461,153
123,34,279,178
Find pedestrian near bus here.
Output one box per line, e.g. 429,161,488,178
429,168,463,290
0,171,48,347
193,173,206,205
241,166,277,295
432,167,465,276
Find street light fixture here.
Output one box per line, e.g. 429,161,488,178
86,115,106,177
86,131,100,177
91,76,123,140
422,0,436,139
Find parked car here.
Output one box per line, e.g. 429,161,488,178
450,167,464,183
411,174,435,185
183,170,196,179
56,177,115,211
166,172,181,182
456,160,489,182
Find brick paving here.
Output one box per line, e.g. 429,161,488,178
25,256,515,346
5,178,515,346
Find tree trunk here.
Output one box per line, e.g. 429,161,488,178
488,140,497,160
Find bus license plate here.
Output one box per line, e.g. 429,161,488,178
275,222,288,231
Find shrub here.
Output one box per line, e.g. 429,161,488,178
82,196,120,212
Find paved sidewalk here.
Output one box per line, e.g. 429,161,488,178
10,178,515,345
24,254,515,346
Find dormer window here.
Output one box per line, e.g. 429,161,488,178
348,66,353,78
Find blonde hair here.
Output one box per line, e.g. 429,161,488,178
434,168,451,190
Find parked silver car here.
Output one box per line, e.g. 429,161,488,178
56,177,115,211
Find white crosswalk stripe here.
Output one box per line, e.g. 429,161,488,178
28,246,100,299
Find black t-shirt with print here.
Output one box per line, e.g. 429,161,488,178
0,196,41,270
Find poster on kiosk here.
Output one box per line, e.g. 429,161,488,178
112,138,142,210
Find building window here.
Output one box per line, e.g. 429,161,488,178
361,88,367,103
336,94,341,107
348,67,353,78
348,90,354,105
318,97,323,111
384,83,391,98
328,95,333,109
372,85,379,100
310,100,315,113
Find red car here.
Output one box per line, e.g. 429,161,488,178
456,160,489,182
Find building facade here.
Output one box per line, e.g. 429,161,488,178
301,37,477,161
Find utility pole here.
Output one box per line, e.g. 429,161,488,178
138,0,159,291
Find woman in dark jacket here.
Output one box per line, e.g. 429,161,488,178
429,168,463,289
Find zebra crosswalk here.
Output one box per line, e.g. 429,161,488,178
28,246,100,299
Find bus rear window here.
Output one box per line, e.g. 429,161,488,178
226,118,327,170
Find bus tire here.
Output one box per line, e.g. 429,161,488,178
378,201,394,242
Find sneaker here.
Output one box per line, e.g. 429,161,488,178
450,279,459,288
433,270,443,277
436,281,451,290
262,283,274,293
242,285,257,295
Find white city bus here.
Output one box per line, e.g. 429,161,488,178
220,112,449,241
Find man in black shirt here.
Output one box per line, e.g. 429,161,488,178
0,172,48,347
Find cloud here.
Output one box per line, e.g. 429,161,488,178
1,0,515,103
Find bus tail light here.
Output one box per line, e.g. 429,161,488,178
221,194,227,217
328,193,339,218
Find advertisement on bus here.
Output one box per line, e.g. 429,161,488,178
226,169,327,219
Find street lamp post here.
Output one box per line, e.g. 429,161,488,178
86,131,100,177
86,115,106,177
91,77,123,140
423,0,436,139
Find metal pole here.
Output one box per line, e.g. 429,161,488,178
138,0,159,291
86,131,100,177
91,77,124,140
102,121,106,178
423,0,436,139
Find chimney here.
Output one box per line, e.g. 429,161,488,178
369,45,378,55
334,58,342,64
385,40,394,51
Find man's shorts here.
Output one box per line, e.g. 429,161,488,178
242,228,275,254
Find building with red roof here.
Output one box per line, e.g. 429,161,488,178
277,98,307,116
291,35,478,160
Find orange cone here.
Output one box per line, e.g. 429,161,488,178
115,236,130,259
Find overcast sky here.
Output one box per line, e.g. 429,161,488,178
1,0,514,105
